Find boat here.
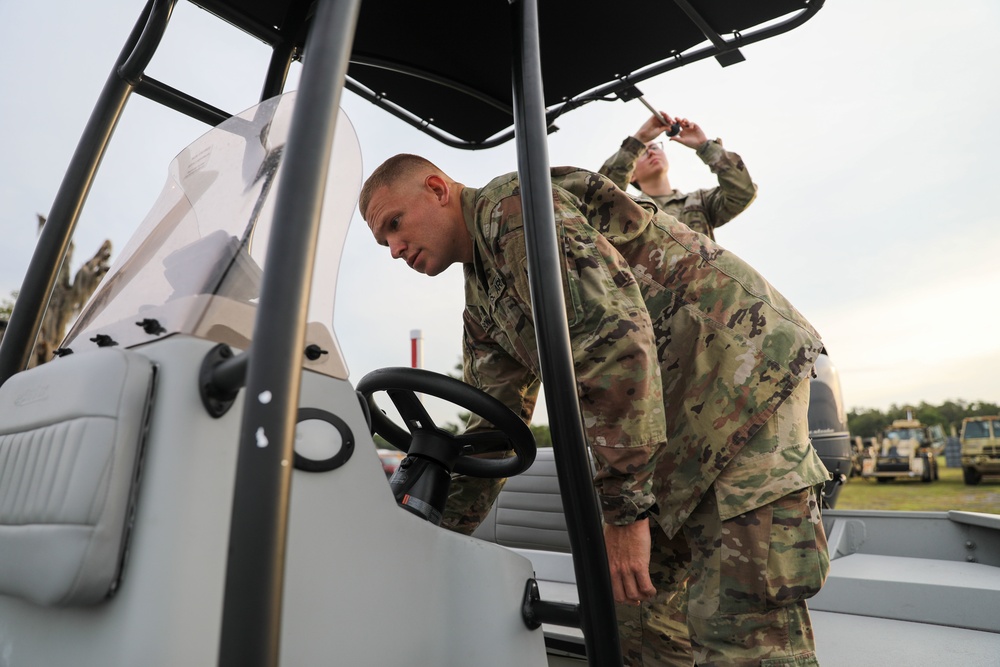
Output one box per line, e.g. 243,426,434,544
1,1,997,665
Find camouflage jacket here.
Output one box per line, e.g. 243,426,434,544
599,136,757,240
454,168,826,537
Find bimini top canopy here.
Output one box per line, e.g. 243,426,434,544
192,0,824,147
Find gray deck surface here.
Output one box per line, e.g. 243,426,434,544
476,451,1000,665
811,610,1000,666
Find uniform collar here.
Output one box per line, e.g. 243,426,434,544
461,185,481,240
652,189,683,203
460,186,489,291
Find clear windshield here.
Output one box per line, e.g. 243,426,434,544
886,428,926,444
63,92,362,379
963,421,991,439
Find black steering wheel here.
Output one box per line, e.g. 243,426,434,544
357,367,536,478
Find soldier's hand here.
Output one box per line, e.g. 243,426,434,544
603,519,656,605
633,112,675,144
670,117,709,149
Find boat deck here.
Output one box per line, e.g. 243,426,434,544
473,450,1000,665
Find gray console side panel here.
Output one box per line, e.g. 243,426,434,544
0,337,548,666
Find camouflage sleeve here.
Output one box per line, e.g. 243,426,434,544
695,139,758,228
597,136,646,192
439,312,540,535
491,185,666,525
557,190,665,525
461,309,540,429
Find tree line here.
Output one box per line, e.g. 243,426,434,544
0,215,112,368
446,399,1000,445
370,365,997,447
442,400,1000,446
847,400,1000,438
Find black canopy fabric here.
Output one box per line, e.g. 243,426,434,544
192,0,820,146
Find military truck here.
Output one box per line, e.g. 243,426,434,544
959,415,1000,485
861,417,940,483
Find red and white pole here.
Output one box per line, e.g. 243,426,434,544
410,329,423,369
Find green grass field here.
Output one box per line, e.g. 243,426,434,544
834,458,1000,513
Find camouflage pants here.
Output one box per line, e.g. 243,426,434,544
443,479,828,666
441,400,828,666
616,528,693,667
685,485,828,666
618,484,828,666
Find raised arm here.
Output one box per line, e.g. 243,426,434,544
673,116,758,227
598,112,676,190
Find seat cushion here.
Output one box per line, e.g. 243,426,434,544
473,448,573,553
0,348,155,606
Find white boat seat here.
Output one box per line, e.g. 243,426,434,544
0,348,155,606
472,448,572,553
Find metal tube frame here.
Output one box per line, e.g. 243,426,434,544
509,0,622,664
671,0,746,65
259,0,313,101
350,53,515,114
134,75,231,126
216,0,361,664
261,40,297,100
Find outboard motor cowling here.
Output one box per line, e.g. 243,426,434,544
808,352,854,508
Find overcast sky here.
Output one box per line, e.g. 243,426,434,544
2,1,999,426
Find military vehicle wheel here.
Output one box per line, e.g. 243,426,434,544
963,467,982,486
357,367,536,478
921,454,933,483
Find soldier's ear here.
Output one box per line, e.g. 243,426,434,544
426,174,450,205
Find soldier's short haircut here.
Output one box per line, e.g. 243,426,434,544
359,153,443,220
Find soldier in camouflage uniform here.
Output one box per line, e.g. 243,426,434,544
601,111,759,661
600,112,757,241
360,154,830,666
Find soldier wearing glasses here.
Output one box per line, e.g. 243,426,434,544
600,112,757,241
